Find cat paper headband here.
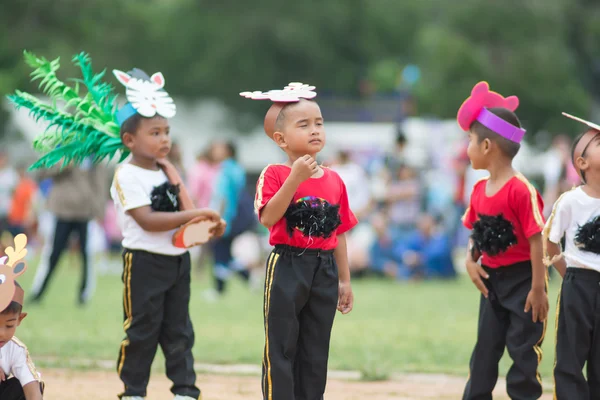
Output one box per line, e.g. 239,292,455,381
113,68,176,126
240,82,317,138
8,51,177,169
563,112,600,182
0,234,28,310
457,81,525,143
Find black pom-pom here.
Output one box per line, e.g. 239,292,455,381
471,213,517,256
575,215,600,254
284,197,342,238
150,182,180,212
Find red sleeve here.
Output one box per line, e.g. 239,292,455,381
461,186,479,229
336,178,358,235
513,179,545,238
254,165,281,216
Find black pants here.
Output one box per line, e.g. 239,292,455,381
0,378,44,400
117,249,199,399
262,245,339,400
211,234,249,293
33,219,90,303
554,268,600,399
463,261,546,400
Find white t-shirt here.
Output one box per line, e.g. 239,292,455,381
110,164,186,256
0,337,41,387
0,167,17,217
546,186,600,272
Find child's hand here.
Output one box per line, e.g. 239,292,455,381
337,281,353,314
525,288,549,322
193,208,221,223
290,155,318,183
466,259,489,298
210,218,227,237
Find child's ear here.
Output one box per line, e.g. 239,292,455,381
122,132,135,149
273,131,287,149
481,138,492,154
576,156,589,172
18,312,27,324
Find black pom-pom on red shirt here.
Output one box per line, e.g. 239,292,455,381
471,213,518,256
284,196,342,238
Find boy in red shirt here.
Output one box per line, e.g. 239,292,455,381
458,82,549,400
8,164,37,237
240,83,357,400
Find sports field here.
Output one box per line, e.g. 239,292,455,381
19,255,560,399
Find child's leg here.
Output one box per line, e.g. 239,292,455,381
554,269,596,399
74,220,93,303
31,219,73,300
462,287,509,400
497,263,544,400
158,252,200,399
212,236,233,294
294,252,338,400
262,248,311,400
117,250,173,398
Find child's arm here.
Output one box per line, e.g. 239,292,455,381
525,233,549,323
465,238,489,298
128,207,221,232
22,381,43,400
335,232,353,314
260,156,317,228
546,240,566,277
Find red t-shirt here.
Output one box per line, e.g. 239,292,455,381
9,178,37,225
255,164,358,250
462,174,545,268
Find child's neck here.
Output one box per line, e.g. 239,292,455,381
583,177,600,198
129,155,160,171
285,152,319,166
486,158,515,183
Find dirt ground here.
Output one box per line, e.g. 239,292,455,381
42,369,554,400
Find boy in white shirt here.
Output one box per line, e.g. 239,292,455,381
9,53,225,400
110,70,225,400
0,234,43,400
545,113,600,399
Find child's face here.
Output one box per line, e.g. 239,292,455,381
0,312,25,348
275,100,326,156
211,142,230,163
417,215,435,236
123,116,171,161
577,131,600,181
466,131,489,170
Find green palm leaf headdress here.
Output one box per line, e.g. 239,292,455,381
7,51,177,170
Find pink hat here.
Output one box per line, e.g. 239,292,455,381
457,81,525,143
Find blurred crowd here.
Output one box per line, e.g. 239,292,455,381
0,130,581,300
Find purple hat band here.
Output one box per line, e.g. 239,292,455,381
476,108,525,143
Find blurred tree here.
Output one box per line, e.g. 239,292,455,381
0,0,595,138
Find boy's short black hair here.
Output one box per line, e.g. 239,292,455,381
225,141,237,160
119,113,144,140
571,130,596,183
396,128,407,146
470,107,522,160
1,301,22,315
571,130,591,163
274,99,317,132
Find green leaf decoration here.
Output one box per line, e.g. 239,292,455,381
7,50,126,170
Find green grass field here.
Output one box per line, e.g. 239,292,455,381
17,255,562,380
